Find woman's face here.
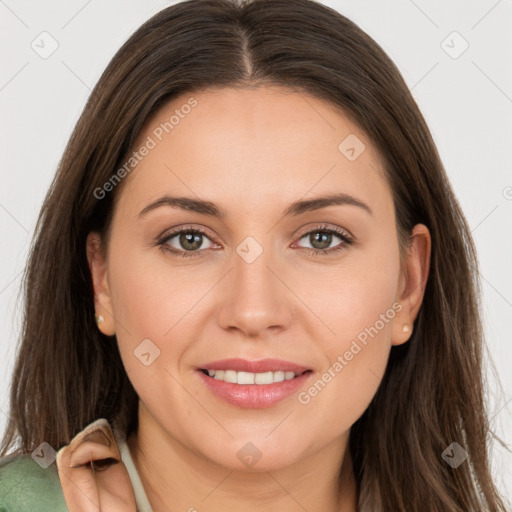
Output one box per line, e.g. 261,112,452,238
88,85,429,471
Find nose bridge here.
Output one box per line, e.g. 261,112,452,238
216,235,292,336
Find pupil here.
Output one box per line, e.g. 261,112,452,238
311,232,331,250
180,232,202,251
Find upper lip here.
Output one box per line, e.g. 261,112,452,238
198,358,310,374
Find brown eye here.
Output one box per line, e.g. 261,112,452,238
295,225,353,255
308,231,334,250
178,231,204,251
157,226,217,258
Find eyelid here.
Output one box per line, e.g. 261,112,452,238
294,223,353,241
158,224,217,241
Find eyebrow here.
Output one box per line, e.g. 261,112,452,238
138,192,372,219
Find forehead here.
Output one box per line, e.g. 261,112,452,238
116,86,391,220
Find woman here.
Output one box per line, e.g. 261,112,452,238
0,0,507,510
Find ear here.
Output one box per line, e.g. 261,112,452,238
392,223,431,346
86,232,116,336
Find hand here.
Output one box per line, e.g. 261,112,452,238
56,418,137,512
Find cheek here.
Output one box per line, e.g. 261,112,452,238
106,246,201,436
302,227,400,350
297,241,400,423
296,291,399,440
296,338,390,446
104,243,172,383
106,241,218,391
107,242,199,342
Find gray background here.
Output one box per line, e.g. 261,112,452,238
1,0,511,503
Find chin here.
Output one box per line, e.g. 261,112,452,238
198,436,307,472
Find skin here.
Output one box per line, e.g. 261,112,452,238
87,85,431,512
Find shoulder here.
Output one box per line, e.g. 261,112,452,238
0,454,68,512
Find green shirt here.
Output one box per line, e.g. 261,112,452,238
0,454,69,512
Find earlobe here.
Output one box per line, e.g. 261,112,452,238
86,232,116,336
392,223,431,346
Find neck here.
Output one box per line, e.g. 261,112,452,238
128,404,358,512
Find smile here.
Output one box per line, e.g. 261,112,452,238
196,358,313,408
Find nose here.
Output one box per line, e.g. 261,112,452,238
216,243,294,338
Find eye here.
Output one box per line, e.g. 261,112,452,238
294,225,353,255
157,226,217,258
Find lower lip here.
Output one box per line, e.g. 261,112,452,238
197,370,312,408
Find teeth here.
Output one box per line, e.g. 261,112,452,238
224,370,238,383
238,371,255,384
208,369,299,384
254,371,273,385
273,371,285,382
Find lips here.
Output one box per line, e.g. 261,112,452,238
196,358,313,408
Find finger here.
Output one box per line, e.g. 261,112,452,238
56,442,102,512
56,419,136,512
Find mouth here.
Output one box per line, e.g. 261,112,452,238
196,358,313,408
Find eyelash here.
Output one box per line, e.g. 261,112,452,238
156,224,354,258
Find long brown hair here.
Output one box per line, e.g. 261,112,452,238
1,0,507,509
